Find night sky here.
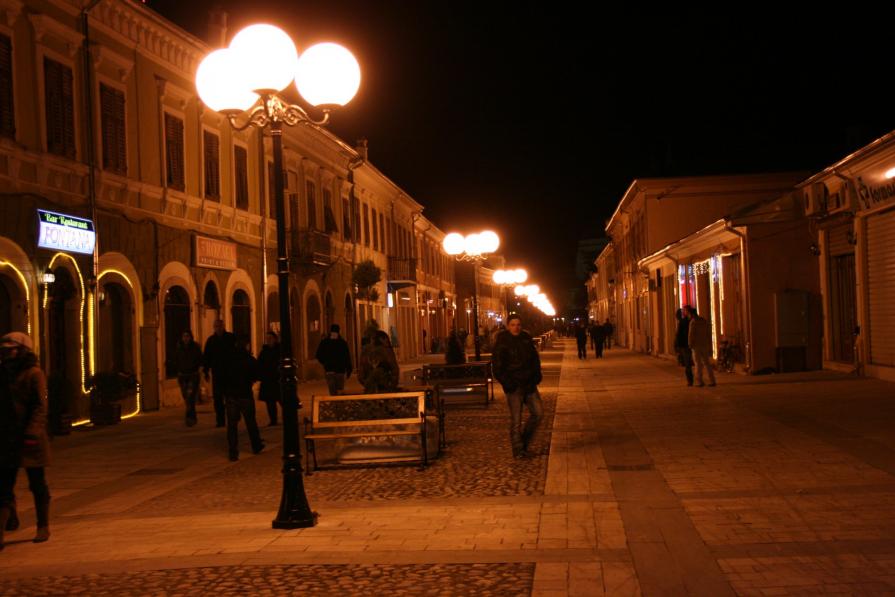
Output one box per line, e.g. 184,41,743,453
148,1,895,307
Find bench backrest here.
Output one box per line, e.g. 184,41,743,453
310,391,426,428
422,362,491,383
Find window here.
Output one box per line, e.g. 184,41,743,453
203,130,220,200
0,34,14,139
342,197,351,240
44,57,75,158
379,213,386,254
363,203,370,247
371,208,379,250
164,113,185,191
386,218,392,255
323,188,337,233
234,145,249,210
306,180,317,229
100,84,126,174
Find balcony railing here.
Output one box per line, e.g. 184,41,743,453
294,229,332,267
388,257,417,282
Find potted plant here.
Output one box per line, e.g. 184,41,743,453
87,371,138,425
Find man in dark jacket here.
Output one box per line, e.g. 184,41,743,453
492,315,543,459
174,330,203,426
203,319,236,427
574,321,588,359
315,324,352,395
224,336,264,461
588,321,605,358
257,332,281,425
674,308,694,386
603,319,614,350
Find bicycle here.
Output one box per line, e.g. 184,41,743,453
717,339,741,373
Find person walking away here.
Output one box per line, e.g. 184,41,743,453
674,309,694,386
0,333,51,547
174,330,203,426
257,332,281,425
589,321,605,358
203,319,236,427
358,330,399,393
603,319,614,349
575,322,588,359
492,315,543,459
687,307,716,387
315,324,353,396
445,330,467,365
224,336,264,461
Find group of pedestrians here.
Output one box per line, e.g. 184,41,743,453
574,319,614,360
674,306,716,387
172,320,272,461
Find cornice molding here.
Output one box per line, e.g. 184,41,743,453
29,13,83,57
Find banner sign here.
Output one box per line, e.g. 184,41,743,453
36,210,96,255
194,235,237,270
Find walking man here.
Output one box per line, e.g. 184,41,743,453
225,335,264,461
575,321,588,360
174,330,203,426
203,319,235,427
687,306,716,387
257,331,281,426
315,324,352,396
589,320,605,358
674,308,694,386
492,314,543,459
603,319,614,350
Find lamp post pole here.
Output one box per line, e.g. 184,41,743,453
196,25,361,530
472,265,481,361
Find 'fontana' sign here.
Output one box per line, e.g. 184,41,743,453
36,210,96,255
194,235,237,270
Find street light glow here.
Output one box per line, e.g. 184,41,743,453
230,24,299,93
443,233,465,255
295,43,361,107
196,49,259,113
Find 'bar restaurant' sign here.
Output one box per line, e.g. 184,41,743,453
37,210,96,255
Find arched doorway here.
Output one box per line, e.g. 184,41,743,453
164,286,191,379
231,289,251,342
306,293,322,357
202,280,220,345
324,291,334,332
48,267,80,416
267,291,280,334
98,282,134,374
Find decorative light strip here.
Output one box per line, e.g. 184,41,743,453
0,261,32,337
97,269,143,420
717,255,725,335
709,257,718,360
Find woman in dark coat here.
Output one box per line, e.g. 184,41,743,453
444,331,467,365
257,332,281,426
358,330,400,393
0,332,51,548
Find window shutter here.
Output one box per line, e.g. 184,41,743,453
203,130,220,200
0,34,14,138
100,84,126,174
164,113,185,190
343,197,351,240
234,145,248,210
44,57,75,158
306,181,317,229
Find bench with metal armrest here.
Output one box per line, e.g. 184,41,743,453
303,390,439,473
422,361,494,409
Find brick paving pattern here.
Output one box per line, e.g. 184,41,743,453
0,563,535,596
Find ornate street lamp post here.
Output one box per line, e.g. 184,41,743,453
196,24,360,529
442,231,499,361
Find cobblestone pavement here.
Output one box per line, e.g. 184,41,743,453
128,390,557,514
0,563,534,596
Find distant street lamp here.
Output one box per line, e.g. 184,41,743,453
492,268,527,319
443,231,500,360
196,24,360,530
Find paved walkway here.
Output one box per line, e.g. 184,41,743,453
3,340,895,595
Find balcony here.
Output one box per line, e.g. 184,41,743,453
388,257,417,283
294,229,332,268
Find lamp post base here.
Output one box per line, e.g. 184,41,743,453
272,455,317,529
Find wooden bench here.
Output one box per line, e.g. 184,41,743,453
422,361,494,409
303,391,438,473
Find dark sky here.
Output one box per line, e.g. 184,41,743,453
147,0,895,306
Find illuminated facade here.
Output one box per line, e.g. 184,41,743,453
0,0,455,419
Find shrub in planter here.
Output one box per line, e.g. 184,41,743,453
87,371,138,425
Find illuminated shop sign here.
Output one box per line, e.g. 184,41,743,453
194,235,237,270
37,210,96,255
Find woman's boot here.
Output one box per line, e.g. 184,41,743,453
33,497,49,543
